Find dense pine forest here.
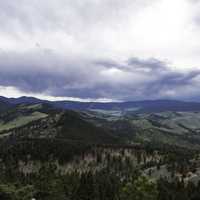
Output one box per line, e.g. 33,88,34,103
0,139,200,200
0,101,200,199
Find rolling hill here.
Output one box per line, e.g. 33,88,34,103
0,102,118,144
1,96,200,148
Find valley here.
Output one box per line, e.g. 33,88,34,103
0,97,200,199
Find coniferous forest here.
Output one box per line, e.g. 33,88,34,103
0,101,200,199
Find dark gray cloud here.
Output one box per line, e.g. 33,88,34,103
0,49,200,101
128,57,166,70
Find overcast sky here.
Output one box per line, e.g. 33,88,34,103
1,0,200,101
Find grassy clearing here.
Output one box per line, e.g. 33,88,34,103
0,111,48,133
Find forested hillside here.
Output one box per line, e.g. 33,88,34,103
0,100,200,199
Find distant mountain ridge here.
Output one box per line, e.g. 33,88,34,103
1,96,200,113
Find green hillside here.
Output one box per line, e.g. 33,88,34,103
86,110,200,148
0,103,49,133
0,102,200,199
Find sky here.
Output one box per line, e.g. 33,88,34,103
1,0,200,102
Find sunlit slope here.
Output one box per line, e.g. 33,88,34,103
0,103,49,133
85,110,200,148
131,112,200,134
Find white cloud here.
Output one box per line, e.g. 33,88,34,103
0,0,199,67
0,86,114,102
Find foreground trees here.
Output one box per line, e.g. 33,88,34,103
1,164,200,200
121,176,158,200
0,140,199,200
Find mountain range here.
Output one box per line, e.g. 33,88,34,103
1,96,200,113
0,96,200,150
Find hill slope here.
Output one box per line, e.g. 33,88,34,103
0,103,118,144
